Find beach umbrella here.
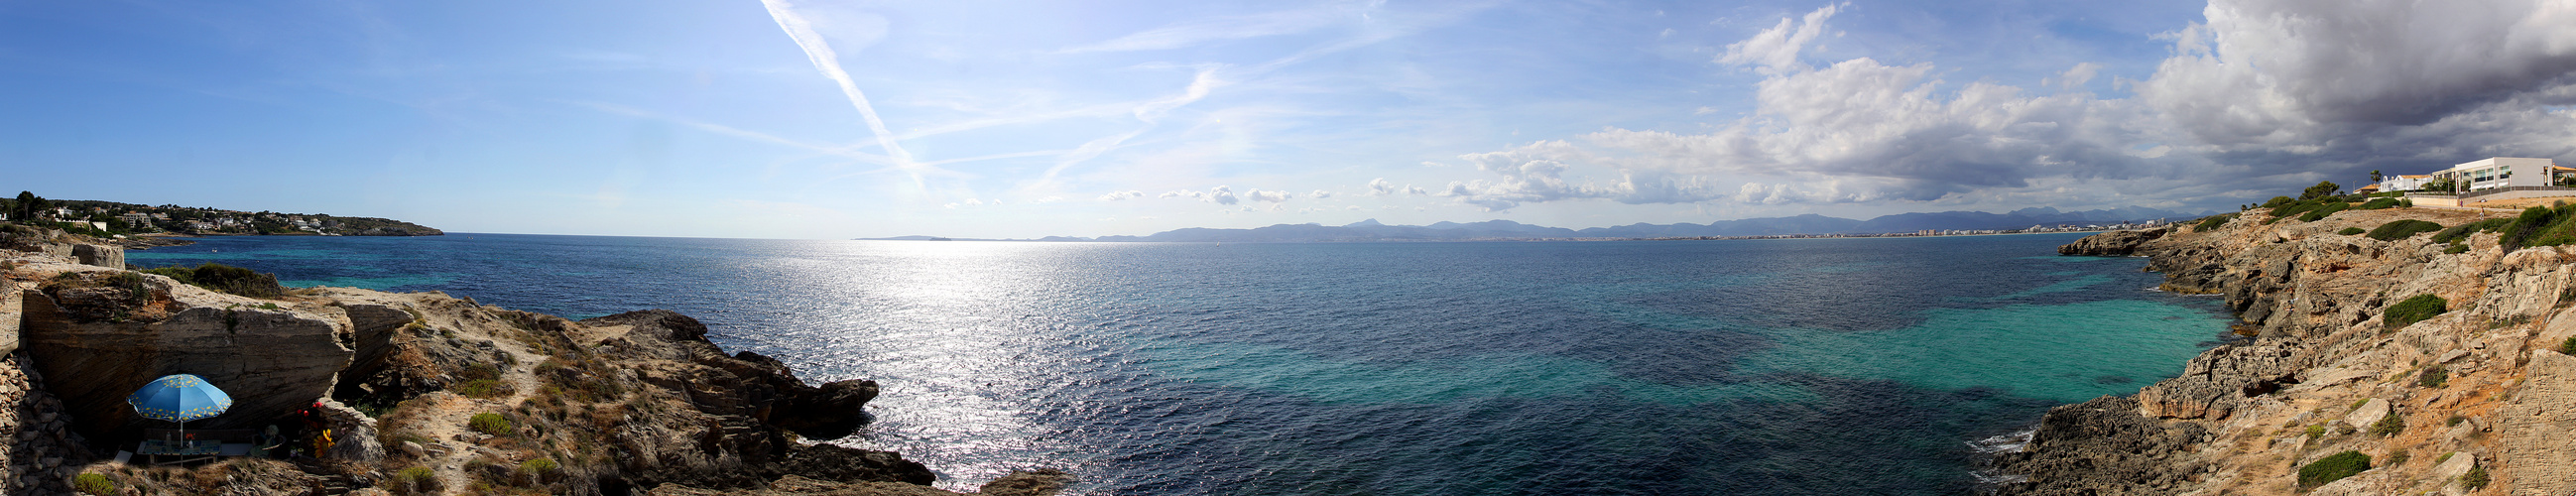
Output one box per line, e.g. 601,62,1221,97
127,374,233,440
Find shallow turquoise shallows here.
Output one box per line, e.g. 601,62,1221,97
129,232,2230,495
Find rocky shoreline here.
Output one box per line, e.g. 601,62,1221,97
1993,204,2562,495
0,225,1064,495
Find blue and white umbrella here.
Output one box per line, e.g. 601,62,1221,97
128,374,232,438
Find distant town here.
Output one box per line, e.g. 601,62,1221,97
0,192,441,237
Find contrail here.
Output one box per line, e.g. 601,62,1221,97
757,0,930,185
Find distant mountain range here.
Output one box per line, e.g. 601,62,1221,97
860,205,2215,242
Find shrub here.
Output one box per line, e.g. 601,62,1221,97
518,457,559,484
385,466,440,495
454,379,512,399
2386,294,2448,330
72,473,115,496
142,262,285,298
468,413,513,436
2372,413,2405,436
2436,451,2455,463
2298,201,2350,221
2194,213,2238,231
2431,218,2511,244
2445,243,2469,254
2367,219,2444,241
2418,364,2448,388
2463,464,2491,489
2561,336,2576,355
2301,181,2342,200
2357,197,2402,209
460,363,501,381
2385,449,2409,466
2297,450,2372,487
2338,227,2367,235
2304,424,2325,437
2448,416,2468,427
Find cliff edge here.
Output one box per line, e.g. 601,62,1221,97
1994,203,2569,495
0,228,1063,495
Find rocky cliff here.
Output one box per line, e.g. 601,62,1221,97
0,233,1064,495
1994,205,2566,495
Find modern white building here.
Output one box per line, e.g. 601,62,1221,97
2378,174,2433,192
2432,157,2566,192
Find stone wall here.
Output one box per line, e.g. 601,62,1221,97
0,353,88,495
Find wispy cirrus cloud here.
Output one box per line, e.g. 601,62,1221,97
1057,4,1354,54
758,0,950,185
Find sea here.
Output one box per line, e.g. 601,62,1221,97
124,232,2234,495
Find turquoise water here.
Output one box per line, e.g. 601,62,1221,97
128,233,2231,494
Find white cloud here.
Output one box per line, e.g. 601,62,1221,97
1716,5,1839,73
1058,5,1350,54
2054,62,2100,91
1309,189,1333,198
1367,178,1399,195
1246,188,1292,202
2136,0,2576,159
1099,190,1145,201
1163,186,1242,204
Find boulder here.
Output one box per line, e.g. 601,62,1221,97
2341,398,2390,432
2136,344,2297,419
18,277,354,439
69,244,121,269
1987,396,2206,495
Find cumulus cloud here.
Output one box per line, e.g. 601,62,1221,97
1367,178,1399,195
1098,190,1145,201
1716,4,1838,73
1432,0,2576,212
1246,188,1292,202
2137,0,2576,157
1162,186,1242,204
1309,189,1333,198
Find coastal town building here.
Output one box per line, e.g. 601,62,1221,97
2433,157,2565,191
2376,175,2432,192
2400,157,2575,206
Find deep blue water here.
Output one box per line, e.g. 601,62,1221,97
127,233,2231,495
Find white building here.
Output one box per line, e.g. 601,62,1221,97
2433,157,2566,192
2379,175,2433,192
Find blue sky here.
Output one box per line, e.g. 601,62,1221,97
5,0,2573,238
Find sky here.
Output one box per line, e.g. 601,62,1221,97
3,0,2574,239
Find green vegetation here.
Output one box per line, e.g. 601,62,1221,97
2419,364,2449,388
2302,181,2342,200
72,473,115,496
2193,213,2238,231
2297,450,2372,488
2367,219,2444,241
2464,464,2492,489
2561,336,2576,355
2437,451,2455,463
2304,424,2326,437
2386,294,2448,330
455,379,513,400
140,263,285,299
2446,243,2470,254
2356,197,2402,209
518,457,559,483
386,466,440,495
469,413,514,436
2384,449,2409,466
2432,218,2511,244
2338,227,2366,235
2372,413,2405,436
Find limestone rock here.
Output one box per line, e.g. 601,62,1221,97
70,244,122,269
2058,227,2170,256
2504,349,2576,496
2342,398,2391,431
2136,344,2296,420
19,276,353,437
1987,396,2204,495
0,287,19,356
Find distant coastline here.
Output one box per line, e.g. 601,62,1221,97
860,205,2209,243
